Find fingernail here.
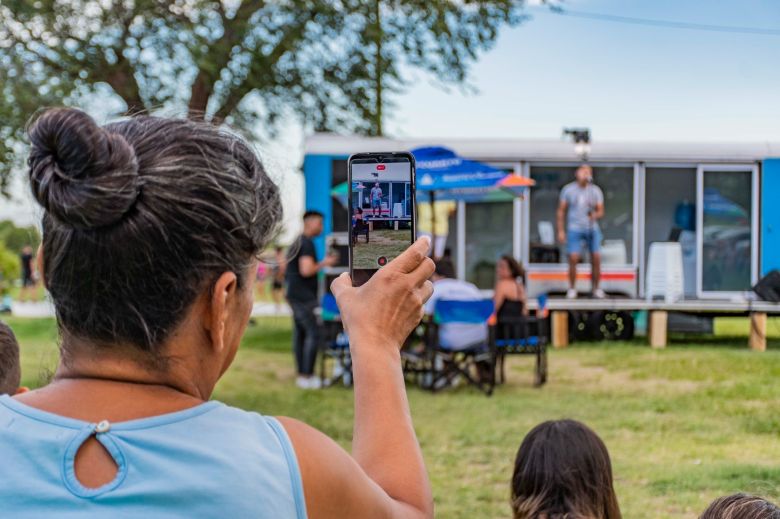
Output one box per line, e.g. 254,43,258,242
419,235,431,244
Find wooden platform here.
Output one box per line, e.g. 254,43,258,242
365,217,411,231
524,297,780,351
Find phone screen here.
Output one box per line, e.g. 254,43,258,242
349,152,416,286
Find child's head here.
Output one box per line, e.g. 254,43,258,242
700,494,780,519
0,320,21,395
511,419,621,519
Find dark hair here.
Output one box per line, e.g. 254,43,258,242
0,320,21,395
500,255,525,283
434,258,456,279
27,108,282,357
700,494,780,519
511,419,621,519
303,210,323,220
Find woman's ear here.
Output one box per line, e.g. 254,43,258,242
203,272,238,354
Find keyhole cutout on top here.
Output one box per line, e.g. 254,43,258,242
73,433,119,489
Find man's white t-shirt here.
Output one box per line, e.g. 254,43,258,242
424,278,488,350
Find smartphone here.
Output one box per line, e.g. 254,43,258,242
348,152,416,286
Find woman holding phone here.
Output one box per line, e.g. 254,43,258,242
0,108,435,518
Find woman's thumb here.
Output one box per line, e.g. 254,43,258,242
330,272,352,300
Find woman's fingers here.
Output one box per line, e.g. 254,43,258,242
389,237,430,274
419,280,434,303
330,272,352,300
408,256,435,286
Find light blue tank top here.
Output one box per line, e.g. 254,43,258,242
0,395,307,518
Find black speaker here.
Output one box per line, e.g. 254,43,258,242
753,270,780,302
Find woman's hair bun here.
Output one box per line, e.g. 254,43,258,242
27,108,140,229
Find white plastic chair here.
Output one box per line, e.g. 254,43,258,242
645,242,684,302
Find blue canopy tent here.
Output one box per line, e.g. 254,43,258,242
411,146,534,242
413,146,508,199
703,188,749,221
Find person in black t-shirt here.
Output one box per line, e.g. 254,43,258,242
19,245,36,302
285,210,338,389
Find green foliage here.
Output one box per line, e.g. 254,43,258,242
0,0,528,187
0,220,40,254
0,241,20,285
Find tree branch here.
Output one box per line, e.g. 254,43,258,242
212,20,305,122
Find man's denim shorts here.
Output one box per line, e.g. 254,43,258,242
566,228,602,255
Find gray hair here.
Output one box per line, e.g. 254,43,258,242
27,108,282,356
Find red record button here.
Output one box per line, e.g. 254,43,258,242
377,256,388,266
377,164,386,171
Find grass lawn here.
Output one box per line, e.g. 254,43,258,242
5,315,780,518
352,229,411,269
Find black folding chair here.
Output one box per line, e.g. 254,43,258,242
317,293,352,387
422,299,497,396
351,219,369,245
493,296,549,387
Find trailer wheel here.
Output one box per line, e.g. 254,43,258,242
589,311,635,341
568,311,590,342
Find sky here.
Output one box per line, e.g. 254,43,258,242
3,0,780,234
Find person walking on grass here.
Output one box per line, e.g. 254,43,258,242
19,245,36,302
286,211,338,389
557,164,606,299
269,245,286,312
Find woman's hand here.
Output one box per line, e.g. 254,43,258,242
331,237,434,352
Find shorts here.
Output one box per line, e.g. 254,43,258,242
566,228,602,256
371,199,381,208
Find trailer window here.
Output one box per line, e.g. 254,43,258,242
529,165,634,265
332,160,349,232
465,201,513,288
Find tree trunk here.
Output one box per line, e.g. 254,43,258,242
188,70,213,120
105,66,146,116
373,0,383,137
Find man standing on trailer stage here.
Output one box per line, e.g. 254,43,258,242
370,182,383,217
557,164,606,299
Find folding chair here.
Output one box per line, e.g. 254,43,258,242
424,299,497,396
493,294,549,387
351,220,369,245
317,293,352,387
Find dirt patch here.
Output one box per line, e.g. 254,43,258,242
505,355,702,395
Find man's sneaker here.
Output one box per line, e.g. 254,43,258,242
295,376,323,390
566,288,578,299
593,288,607,299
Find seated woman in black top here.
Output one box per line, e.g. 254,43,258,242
493,255,529,338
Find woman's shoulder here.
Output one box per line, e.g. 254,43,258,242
207,401,279,428
495,279,515,291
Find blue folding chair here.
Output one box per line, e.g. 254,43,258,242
494,294,548,387
318,293,352,387
424,299,497,395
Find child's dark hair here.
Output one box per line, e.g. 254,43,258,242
511,419,621,519
433,258,456,279
0,320,21,395
700,494,780,519
27,108,282,359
